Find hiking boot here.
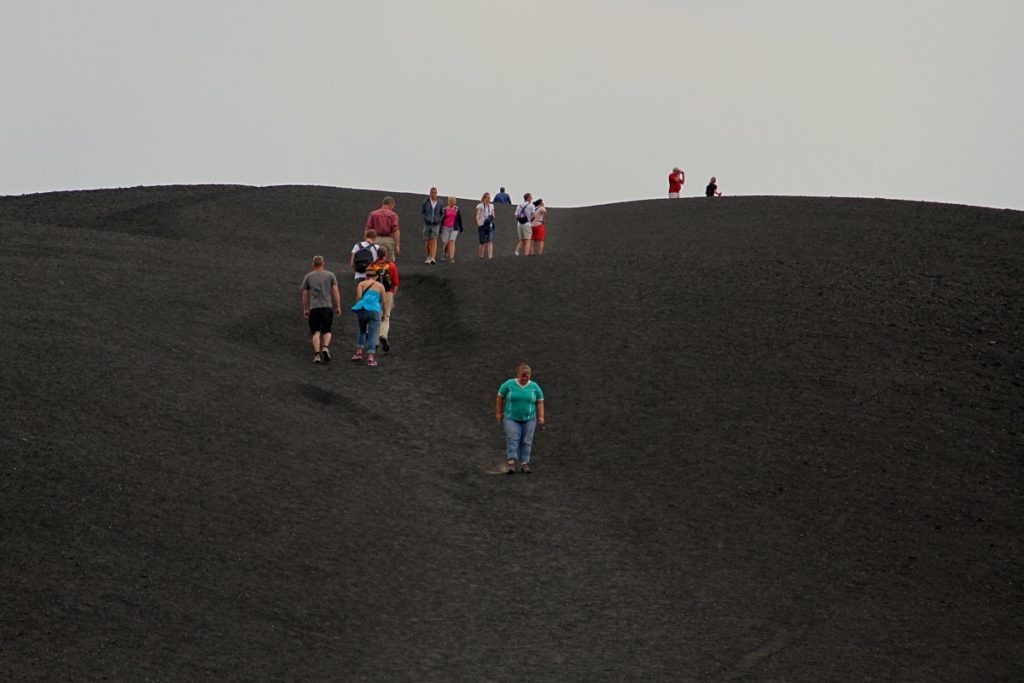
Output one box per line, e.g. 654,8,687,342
313,352,322,364
320,347,331,362
506,460,517,474
521,463,532,474
380,337,390,353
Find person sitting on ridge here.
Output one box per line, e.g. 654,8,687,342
706,176,723,197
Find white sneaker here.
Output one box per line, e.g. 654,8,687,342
425,257,432,264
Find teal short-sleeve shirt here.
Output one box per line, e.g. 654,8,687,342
498,379,544,421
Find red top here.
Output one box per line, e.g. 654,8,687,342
668,171,685,193
365,207,399,236
372,258,400,293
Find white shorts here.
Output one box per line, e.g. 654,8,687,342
668,192,681,198
517,223,533,240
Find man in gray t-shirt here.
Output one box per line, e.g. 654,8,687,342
300,255,342,364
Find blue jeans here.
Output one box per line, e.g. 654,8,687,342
356,309,381,354
503,417,537,463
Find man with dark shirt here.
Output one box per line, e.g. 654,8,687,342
706,176,722,197
493,187,512,204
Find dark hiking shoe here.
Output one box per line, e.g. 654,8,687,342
521,463,532,474
320,347,331,362
380,337,390,353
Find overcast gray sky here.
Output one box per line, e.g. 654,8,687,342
2,0,1021,209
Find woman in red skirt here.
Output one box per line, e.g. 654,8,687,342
530,198,547,255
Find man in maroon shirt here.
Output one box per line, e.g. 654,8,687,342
668,166,686,198
365,196,401,260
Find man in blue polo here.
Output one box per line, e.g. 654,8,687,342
493,187,512,204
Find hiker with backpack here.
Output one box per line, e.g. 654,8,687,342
513,193,536,256
350,268,386,367
496,363,545,474
350,230,381,287
300,255,342,364
366,247,399,353
439,195,463,263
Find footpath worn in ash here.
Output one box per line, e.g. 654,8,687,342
2,186,1022,679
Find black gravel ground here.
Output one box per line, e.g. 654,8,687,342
2,185,1022,680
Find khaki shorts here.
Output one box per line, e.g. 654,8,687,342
376,235,397,260
516,223,533,240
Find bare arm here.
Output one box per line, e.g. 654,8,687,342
331,283,341,314
536,399,545,425
378,280,389,317
301,289,310,318
495,395,504,423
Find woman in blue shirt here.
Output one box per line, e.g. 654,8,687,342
350,269,385,367
496,363,545,474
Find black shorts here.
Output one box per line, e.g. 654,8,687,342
308,307,334,335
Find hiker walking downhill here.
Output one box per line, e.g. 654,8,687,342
439,195,463,263
476,192,497,259
496,363,545,474
421,187,444,264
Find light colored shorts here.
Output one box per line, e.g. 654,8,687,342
668,192,681,198
517,223,533,240
440,227,458,243
422,223,440,240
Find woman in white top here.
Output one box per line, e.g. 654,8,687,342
476,192,496,259
530,198,548,255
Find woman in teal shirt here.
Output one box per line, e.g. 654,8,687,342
496,363,545,474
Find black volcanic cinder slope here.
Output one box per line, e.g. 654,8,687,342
2,186,1022,680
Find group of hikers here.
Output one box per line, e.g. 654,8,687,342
668,167,723,198
420,185,549,261
299,188,546,472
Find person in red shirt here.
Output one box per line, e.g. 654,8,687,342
365,196,401,260
668,166,686,197
367,247,400,353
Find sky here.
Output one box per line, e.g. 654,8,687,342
2,0,1021,209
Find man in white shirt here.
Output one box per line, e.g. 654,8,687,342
514,192,536,256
